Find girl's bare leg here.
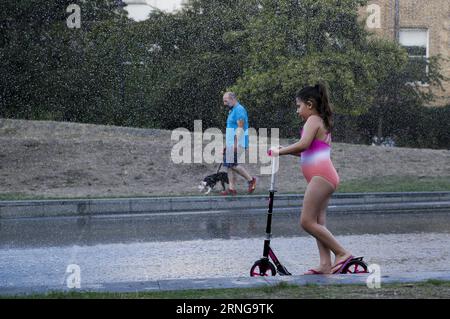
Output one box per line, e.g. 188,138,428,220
301,176,352,273
312,197,333,273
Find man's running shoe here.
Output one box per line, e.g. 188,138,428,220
248,177,257,194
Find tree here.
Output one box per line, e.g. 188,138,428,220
135,0,261,130
227,0,376,135
227,0,445,140
359,46,447,145
0,0,128,123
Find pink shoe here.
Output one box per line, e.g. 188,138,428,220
331,255,354,274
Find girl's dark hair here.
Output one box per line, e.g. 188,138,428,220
296,82,333,132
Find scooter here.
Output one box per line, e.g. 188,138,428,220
250,156,369,276
250,157,291,276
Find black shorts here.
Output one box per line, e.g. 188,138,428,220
223,148,239,168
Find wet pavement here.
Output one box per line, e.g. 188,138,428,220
1,209,450,292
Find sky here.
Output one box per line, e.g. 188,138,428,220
124,0,186,21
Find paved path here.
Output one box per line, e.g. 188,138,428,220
1,208,450,296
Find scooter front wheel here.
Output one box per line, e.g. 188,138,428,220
250,259,276,277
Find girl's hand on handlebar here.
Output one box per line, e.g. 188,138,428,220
268,147,282,157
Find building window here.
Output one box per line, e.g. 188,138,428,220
399,28,429,85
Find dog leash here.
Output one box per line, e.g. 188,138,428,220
216,163,223,174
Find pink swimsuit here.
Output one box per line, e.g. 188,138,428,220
300,129,340,190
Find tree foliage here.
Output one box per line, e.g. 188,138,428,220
230,0,401,135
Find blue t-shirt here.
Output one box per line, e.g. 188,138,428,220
226,103,249,149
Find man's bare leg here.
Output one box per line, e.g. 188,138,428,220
227,168,238,190
231,165,252,182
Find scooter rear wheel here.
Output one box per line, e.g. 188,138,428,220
342,260,369,274
250,259,276,277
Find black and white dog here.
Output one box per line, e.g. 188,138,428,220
198,164,229,195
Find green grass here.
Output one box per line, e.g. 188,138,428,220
1,176,449,201
337,176,450,193
4,280,450,299
0,193,46,201
0,192,207,201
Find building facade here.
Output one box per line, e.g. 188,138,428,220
360,0,450,106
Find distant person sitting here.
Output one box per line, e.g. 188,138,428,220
221,92,256,196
